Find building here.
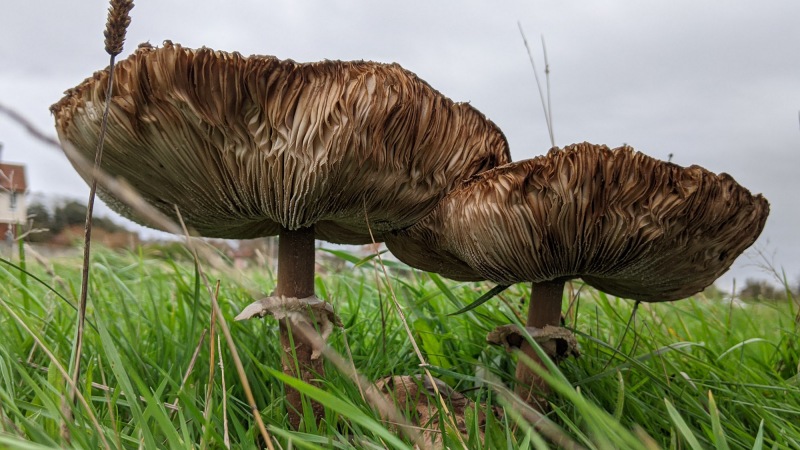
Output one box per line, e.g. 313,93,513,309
0,160,28,241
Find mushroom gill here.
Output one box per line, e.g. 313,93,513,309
386,142,769,408
51,41,511,243
387,143,769,302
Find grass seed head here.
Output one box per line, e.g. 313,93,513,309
104,0,134,56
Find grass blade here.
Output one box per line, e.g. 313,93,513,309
752,420,764,450
664,398,703,450
447,284,510,316
707,391,730,450
95,314,158,448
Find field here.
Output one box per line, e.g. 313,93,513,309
0,243,798,449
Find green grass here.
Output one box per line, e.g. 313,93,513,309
0,244,798,449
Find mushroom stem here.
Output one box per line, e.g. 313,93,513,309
276,226,316,299
275,226,324,428
514,279,565,409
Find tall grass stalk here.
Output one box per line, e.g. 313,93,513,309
67,1,134,437
518,22,555,148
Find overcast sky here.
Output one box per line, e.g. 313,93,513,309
1,0,798,288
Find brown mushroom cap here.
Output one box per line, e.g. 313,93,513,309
51,42,510,243
386,143,770,302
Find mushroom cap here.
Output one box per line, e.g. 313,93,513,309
51,42,510,243
386,143,770,302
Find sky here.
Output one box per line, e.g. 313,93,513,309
1,0,798,289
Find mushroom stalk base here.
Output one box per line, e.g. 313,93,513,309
488,324,579,362
515,279,565,410
275,226,324,429
234,295,341,358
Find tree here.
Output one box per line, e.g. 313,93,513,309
25,201,55,242
54,200,88,230
24,198,127,243
739,278,785,301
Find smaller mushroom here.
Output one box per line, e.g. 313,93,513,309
386,143,770,408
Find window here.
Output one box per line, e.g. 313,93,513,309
9,192,17,211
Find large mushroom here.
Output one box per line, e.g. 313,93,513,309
386,142,770,408
51,41,511,426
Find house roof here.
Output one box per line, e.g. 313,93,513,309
0,163,27,192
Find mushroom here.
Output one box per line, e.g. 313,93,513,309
386,142,770,408
51,41,511,426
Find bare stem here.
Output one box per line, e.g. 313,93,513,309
0,102,61,148
66,42,120,440
518,22,555,148
69,2,134,415
515,279,565,409
199,284,217,450
541,35,555,146
218,335,230,449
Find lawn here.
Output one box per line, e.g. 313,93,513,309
0,243,798,449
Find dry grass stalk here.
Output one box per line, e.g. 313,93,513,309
340,325,367,403
0,102,61,148
517,23,555,148
634,426,664,450
217,334,231,448
200,283,219,450
68,0,133,433
170,328,208,418
104,0,134,56
541,35,554,145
